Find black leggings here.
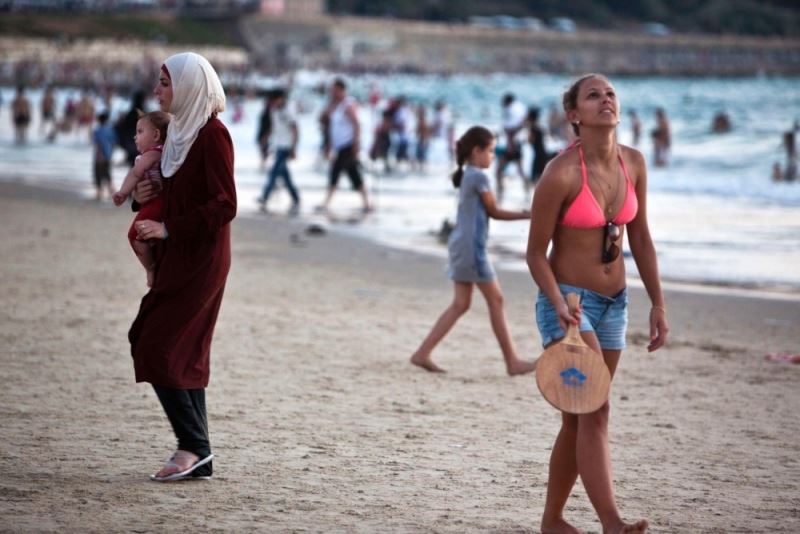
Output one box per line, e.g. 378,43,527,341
153,385,212,475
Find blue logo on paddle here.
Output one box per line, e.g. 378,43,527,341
560,367,587,387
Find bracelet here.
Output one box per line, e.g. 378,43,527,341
651,305,666,313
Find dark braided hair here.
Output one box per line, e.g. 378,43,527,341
452,125,494,188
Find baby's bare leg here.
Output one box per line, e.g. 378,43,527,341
132,239,156,287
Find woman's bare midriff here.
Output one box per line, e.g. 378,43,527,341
549,224,627,297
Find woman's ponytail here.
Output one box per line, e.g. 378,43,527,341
451,140,465,188
451,126,494,188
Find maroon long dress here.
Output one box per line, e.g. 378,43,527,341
129,117,236,389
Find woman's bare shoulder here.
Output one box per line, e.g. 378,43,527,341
539,148,580,189
619,144,647,177
619,144,645,166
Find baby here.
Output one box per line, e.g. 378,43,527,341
113,110,170,287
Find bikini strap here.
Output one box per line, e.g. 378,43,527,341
617,149,632,184
561,138,581,153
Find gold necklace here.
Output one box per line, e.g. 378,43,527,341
588,155,623,219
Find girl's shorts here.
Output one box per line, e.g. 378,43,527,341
535,283,628,350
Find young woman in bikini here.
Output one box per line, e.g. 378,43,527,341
527,74,669,533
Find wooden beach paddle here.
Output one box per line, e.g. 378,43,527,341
536,293,611,414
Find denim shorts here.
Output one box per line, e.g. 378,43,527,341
535,283,628,350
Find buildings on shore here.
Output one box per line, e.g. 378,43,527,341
242,13,800,76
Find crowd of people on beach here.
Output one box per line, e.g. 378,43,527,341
245,82,680,215
8,83,113,146
252,81,456,215
8,73,799,219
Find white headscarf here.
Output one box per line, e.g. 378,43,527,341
160,52,226,178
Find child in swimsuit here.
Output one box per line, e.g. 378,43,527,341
112,111,170,287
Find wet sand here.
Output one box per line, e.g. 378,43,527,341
0,181,798,532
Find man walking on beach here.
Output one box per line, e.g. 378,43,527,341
258,88,301,215
432,99,455,165
320,78,370,213
11,85,32,145
496,93,528,199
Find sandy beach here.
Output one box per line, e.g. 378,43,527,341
0,180,798,533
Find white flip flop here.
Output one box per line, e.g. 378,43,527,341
149,453,214,482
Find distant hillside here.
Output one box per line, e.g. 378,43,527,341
326,0,800,37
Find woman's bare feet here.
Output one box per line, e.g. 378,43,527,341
606,519,649,534
154,450,199,478
410,353,446,373
541,517,585,534
506,357,538,376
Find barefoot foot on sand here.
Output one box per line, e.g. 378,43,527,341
410,354,446,373
541,518,585,534
608,519,649,534
506,358,538,376
155,450,199,478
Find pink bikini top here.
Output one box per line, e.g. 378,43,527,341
560,143,638,229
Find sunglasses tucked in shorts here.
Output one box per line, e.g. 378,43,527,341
535,283,628,350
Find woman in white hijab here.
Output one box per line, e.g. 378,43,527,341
130,52,237,481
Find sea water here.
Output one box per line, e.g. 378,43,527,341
1,74,799,292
